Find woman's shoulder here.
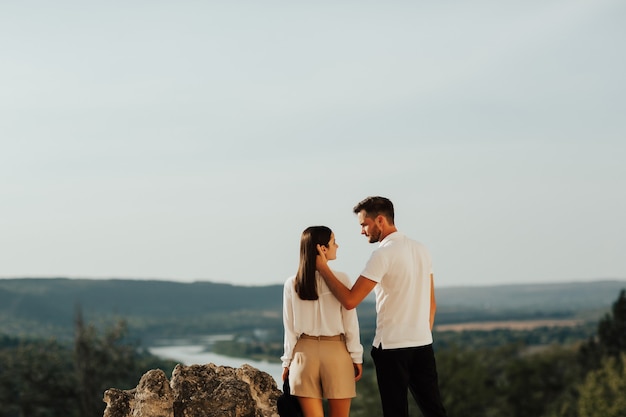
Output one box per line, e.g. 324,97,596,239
283,275,296,289
330,270,352,286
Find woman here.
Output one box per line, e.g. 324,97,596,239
281,226,363,417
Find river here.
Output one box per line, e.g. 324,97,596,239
148,343,284,385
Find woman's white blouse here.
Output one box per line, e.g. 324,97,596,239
281,270,363,368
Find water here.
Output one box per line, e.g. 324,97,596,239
148,343,284,385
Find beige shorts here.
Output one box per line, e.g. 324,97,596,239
288,335,356,399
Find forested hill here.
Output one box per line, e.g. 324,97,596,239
0,278,282,318
2,277,624,314
1,278,624,341
435,280,626,310
0,278,285,340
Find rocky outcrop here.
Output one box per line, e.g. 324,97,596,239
103,363,282,417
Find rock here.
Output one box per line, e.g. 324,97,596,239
103,363,281,417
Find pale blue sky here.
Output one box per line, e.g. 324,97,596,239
1,1,625,287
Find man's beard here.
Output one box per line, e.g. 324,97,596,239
368,227,382,243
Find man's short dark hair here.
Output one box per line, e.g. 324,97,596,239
353,196,395,224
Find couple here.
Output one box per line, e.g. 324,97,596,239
281,196,448,417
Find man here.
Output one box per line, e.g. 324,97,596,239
316,196,447,417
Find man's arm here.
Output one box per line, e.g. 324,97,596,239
316,247,376,310
429,273,437,330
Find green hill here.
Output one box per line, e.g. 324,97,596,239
0,278,284,341
0,278,282,318
1,278,624,342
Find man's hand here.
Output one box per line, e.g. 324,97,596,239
316,244,328,271
315,244,376,310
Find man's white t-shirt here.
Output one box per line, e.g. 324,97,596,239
361,231,434,349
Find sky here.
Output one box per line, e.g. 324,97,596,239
1,1,625,288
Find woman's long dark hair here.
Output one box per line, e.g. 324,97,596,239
295,226,332,301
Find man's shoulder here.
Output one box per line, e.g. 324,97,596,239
381,232,430,254
396,231,428,247
382,231,423,247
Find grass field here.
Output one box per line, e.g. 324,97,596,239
435,318,583,332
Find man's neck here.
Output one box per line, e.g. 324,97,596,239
379,226,398,242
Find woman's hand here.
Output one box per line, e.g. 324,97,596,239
282,367,289,382
353,363,363,382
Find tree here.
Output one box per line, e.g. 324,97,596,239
0,339,78,417
503,345,582,417
74,307,138,417
437,345,513,417
579,289,626,371
577,353,626,417
597,289,626,357
1,311,177,417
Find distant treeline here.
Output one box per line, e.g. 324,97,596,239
1,278,624,343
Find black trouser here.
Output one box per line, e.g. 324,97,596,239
371,344,447,417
